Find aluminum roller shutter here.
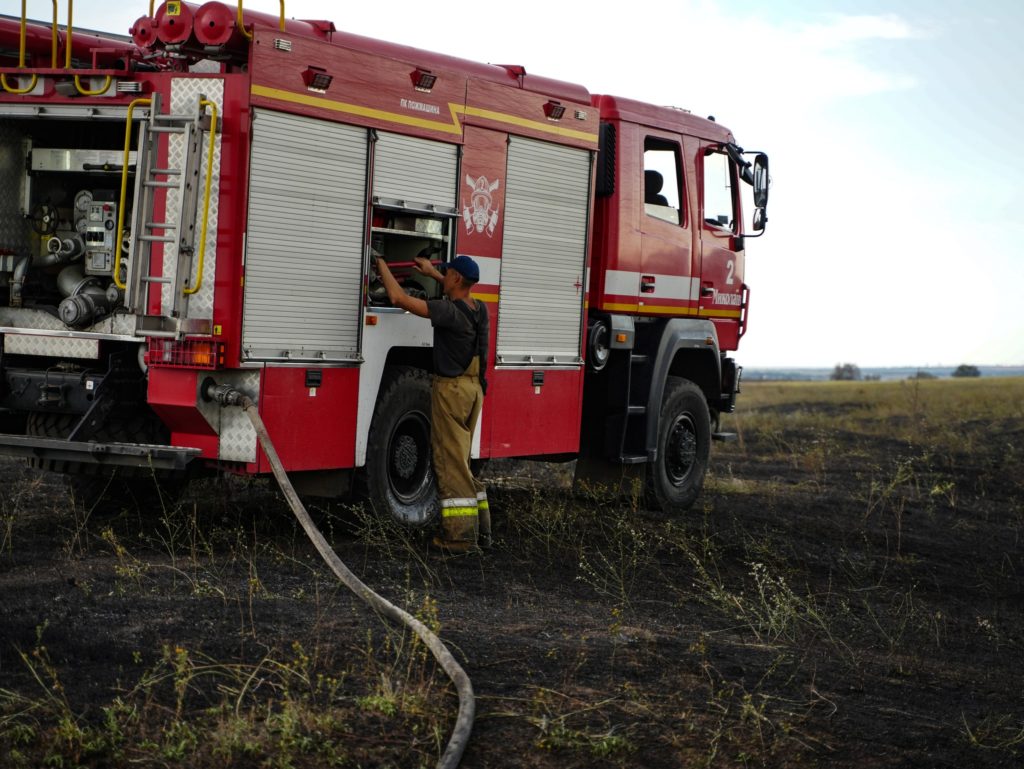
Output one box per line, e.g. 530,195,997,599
497,136,590,364
242,110,367,362
372,131,458,212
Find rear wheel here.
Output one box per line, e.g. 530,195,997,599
26,409,186,512
26,412,79,473
363,367,438,526
644,377,711,513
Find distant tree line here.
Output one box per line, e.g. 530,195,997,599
830,363,861,381
952,364,981,377
830,362,983,381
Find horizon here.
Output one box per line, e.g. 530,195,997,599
748,363,1024,370
743,363,1024,381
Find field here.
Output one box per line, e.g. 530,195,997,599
1,377,1022,768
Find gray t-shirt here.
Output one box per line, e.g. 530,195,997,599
427,297,489,378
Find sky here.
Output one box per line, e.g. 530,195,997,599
19,0,1024,368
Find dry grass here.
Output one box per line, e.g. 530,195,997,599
734,377,1024,441
1,376,1022,767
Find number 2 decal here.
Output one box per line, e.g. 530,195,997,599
726,259,735,285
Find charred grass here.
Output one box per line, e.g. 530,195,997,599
0,377,1022,767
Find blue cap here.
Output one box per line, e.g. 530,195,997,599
440,254,480,283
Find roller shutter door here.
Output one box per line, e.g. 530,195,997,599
372,131,458,212
242,110,368,362
497,136,590,364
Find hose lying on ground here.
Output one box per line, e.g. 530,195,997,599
207,383,474,769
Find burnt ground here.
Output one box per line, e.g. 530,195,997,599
0,386,1022,768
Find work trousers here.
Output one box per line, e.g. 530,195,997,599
432,357,488,544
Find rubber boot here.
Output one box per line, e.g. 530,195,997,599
476,488,491,549
432,497,480,554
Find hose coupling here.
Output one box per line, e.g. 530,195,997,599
201,378,246,407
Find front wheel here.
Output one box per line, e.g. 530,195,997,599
644,377,711,514
363,367,439,526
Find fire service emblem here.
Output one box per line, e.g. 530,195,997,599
462,175,501,236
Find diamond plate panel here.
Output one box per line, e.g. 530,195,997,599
196,370,260,463
0,307,136,337
3,333,99,359
163,78,224,322
0,121,30,252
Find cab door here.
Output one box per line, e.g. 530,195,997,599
638,135,697,316
697,145,745,350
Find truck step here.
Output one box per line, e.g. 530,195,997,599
153,113,198,123
712,431,738,442
619,454,648,465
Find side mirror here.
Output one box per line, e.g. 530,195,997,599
753,153,769,208
752,206,766,233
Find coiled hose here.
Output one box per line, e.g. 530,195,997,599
206,383,474,768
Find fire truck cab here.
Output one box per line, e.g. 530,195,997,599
580,96,767,509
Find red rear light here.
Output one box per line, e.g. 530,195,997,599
148,339,224,369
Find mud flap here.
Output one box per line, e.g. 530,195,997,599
572,456,646,502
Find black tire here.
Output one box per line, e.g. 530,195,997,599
26,412,80,473
26,409,186,512
587,319,610,372
363,367,439,526
644,377,711,514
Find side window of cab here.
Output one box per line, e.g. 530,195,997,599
702,150,737,230
643,137,683,225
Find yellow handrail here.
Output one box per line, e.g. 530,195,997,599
0,0,38,95
0,74,38,94
1,1,113,96
64,0,72,67
236,0,286,41
114,98,152,290
74,74,112,95
64,0,110,95
184,99,219,296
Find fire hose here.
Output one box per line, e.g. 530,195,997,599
205,382,474,768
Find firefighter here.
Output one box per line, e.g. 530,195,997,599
374,252,490,553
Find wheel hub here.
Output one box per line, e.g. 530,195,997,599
393,434,418,479
665,413,697,485
388,411,431,503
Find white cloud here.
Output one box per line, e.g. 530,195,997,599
803,13,919,46
675,10,920,114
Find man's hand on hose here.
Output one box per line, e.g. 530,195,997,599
376,256,430,318
413,255,444,281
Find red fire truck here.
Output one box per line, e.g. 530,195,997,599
0,2,768,522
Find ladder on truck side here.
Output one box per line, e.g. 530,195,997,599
605,348,653,464
115,93,217,338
